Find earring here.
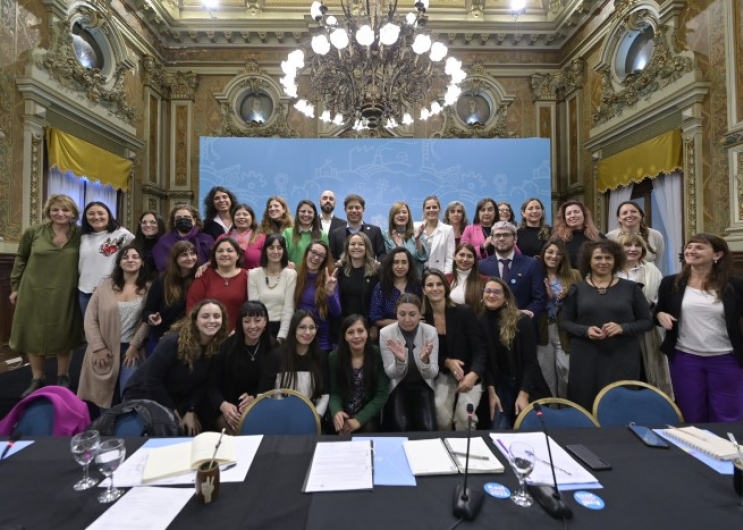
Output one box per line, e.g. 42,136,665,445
713,260,718,265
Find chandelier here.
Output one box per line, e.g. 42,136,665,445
280,0,466,131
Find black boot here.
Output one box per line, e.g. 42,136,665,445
21,378,45,398
57,374,70,389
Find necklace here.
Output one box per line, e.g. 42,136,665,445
245,342,260,362
588,275,613,295
265,272,281,289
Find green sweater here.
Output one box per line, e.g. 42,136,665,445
328,346,390,427
281,228,329,266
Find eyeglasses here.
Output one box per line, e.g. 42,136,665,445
483,288,504,296
308,249,327,260
298,325,318,332
492,233,514,240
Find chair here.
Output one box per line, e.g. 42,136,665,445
514,398,599,430
237,389,321,435
592,380,683,427
88,399,179,437
15,398,55,436
113,411,146,436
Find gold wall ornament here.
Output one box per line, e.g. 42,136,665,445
218,102,298,138
162,71,199,100
531,58,585,101
592,22,692,126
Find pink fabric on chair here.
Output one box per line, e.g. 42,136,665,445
0,386,91,436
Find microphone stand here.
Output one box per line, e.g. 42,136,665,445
527,403,573,519
452,404,484,521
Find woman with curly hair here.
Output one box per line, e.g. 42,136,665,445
202,186,238,239
124,299,230,435
78,244,150,409
552,200,605,268
260,196,293,236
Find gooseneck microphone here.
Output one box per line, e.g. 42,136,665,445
527,403,573,519
452,403,484,521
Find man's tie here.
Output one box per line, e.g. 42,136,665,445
499,258,511,282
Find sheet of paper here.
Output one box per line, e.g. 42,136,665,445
491,432,601,491
655,429,734,475
102,435,263,487
402,439,458,475
304,441,373,492
0,440,34,460
354,436,416,486
445,437,505,473
85,487,193,530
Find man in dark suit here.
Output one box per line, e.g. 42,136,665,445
329,194,386,261
319,190,346,235
479,221,546,320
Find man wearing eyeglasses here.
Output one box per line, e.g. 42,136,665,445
479,221,546,321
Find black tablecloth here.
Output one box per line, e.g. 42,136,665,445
2,425,743,530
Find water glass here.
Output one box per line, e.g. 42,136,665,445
509,441,536,507
95,438,126,504
70,430,100,491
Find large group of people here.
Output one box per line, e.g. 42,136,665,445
8,188,743,435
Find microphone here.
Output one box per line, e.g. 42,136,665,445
452,403,484,521
527,403,573,519
0,430,22,465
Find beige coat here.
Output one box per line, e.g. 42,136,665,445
77,279,149,408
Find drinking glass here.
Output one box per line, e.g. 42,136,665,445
70,430,100,491
95,438,127,503
509,441,535,507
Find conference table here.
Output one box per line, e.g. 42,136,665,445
1,424,742,530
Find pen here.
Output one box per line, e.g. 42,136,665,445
495,438,510,456
220,463,237,471
451,451,490,461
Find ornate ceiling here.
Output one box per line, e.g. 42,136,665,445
123,0,606,51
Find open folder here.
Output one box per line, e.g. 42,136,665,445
354,436,417,486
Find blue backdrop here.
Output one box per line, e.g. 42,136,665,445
199,137,551,229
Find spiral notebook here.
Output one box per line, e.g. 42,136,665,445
402,437,503,475
661,426,741,461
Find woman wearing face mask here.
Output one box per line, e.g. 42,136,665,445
248,234,297,342
133,210,166,280
329,315,389,434
370,248,423,330
423,269,486,431
260,196,293,235
217,203,265,270
444,201,469,249
447,243,487,314
461,197,498,260
295,241,341,353
124,299,230,435
187,238,248,331
417,195,455,274
78,201,134,317
260,310,330,417
142,241,198,355
10,195,83,397
380,294,439,431
552,200,605,268
209,301,278,434
202,186,238,239
480,278,549,428
606,201,665,266
78,245,150,409
616,233,672,398
383,201,428,276
152,204,214,272
517,198,552,258
282,200,328,265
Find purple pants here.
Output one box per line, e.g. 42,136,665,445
669,350,743,423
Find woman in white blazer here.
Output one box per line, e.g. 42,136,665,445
417,195,455,274
380,293,439,431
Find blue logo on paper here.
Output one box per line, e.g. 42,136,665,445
484,482,510,499
573,491,605,510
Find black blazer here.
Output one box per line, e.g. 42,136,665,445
654,275,743,365
478,310,550,399
329,223,387,262
327,216,346,235
426,304,487,379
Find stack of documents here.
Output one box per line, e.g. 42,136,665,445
491,432,600,490
303,441,373,492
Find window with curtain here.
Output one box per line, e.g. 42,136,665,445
48,167,119,221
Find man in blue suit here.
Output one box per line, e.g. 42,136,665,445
479,221,546,321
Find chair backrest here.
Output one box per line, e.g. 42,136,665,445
237,389,321,435
515,398,599,430
593,380,683,427
15,398,55,436
113,411,146,437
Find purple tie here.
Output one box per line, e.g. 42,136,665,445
499,259,511,282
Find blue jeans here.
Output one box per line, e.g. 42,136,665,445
78,290,93,319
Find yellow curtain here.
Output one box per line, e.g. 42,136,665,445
597,129,682,193
46,127,131,190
